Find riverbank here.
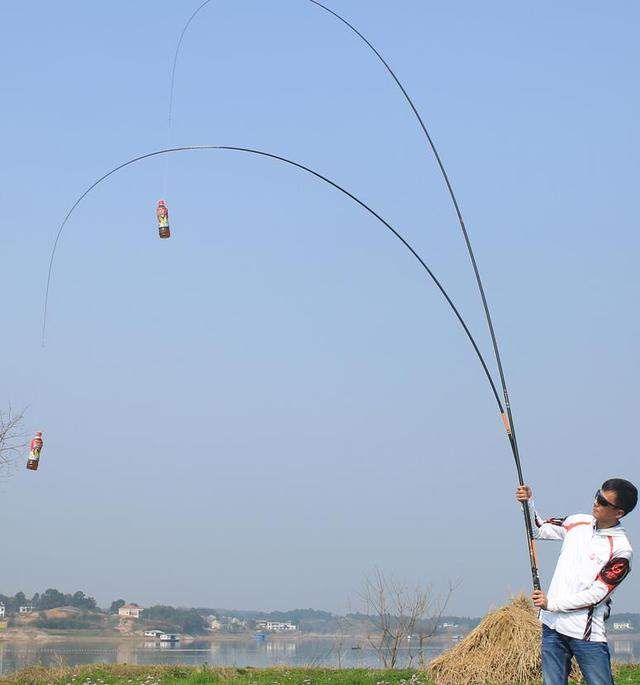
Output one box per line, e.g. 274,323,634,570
1,664,640,685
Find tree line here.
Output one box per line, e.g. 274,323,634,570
0,589,97,612
140,605,207,634
199,607,333,622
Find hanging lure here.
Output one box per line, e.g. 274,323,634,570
156,199,171,239
26,431,43,471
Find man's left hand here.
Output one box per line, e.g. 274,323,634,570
532,589,548,609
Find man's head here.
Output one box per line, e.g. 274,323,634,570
593,478,638,526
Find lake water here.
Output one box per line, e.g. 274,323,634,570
0,636,637,676
0,638,438,675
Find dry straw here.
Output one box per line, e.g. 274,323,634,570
427,595,582,685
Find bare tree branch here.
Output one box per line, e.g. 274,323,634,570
0,407,26,482
413,579,461,667
359,568,457,669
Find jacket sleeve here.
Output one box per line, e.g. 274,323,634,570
527,500,567,541
546,553,632,612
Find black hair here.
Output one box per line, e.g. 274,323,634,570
602,478,638,515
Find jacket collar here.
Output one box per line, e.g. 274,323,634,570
590,516,626,536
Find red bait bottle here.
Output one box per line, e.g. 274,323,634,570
156,200,170,239
26,431,43,471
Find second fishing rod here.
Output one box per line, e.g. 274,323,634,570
309,0,541,592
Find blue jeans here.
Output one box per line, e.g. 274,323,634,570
542,624,614,685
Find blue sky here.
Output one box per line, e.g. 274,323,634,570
1,1,638,616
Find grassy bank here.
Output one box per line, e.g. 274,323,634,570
1,665,640,685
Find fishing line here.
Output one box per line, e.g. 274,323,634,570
163,0,212,197
165,0,541,590
41,144,502,416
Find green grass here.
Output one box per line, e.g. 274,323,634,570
1,664,639,685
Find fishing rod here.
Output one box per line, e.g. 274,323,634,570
42,144,503,421
164,0,540,590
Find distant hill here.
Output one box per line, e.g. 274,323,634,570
2,589,637,637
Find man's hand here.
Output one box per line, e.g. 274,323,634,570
532,589,548,610
516,485,532,502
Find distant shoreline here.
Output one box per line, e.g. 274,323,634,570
2,628,638,646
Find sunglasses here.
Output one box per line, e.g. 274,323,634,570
595,489,620,510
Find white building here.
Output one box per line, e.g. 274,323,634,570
207,616,221,631
220,616,247,631
118,603,142,619
255,620,297,632
613,622,633,631
0,604,5,618
19,606,33,614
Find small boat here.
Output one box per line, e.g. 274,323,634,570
159,633,180,642
351,645,362,650
144,630,165,638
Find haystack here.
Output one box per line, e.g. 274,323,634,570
427,595,581,685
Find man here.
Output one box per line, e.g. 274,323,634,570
516,479,636,685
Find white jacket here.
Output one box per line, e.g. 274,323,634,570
527,501,632,642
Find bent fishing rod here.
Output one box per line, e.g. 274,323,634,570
42,144,502,416
165,0,540,590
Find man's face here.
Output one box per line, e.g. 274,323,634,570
592,489,625,526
